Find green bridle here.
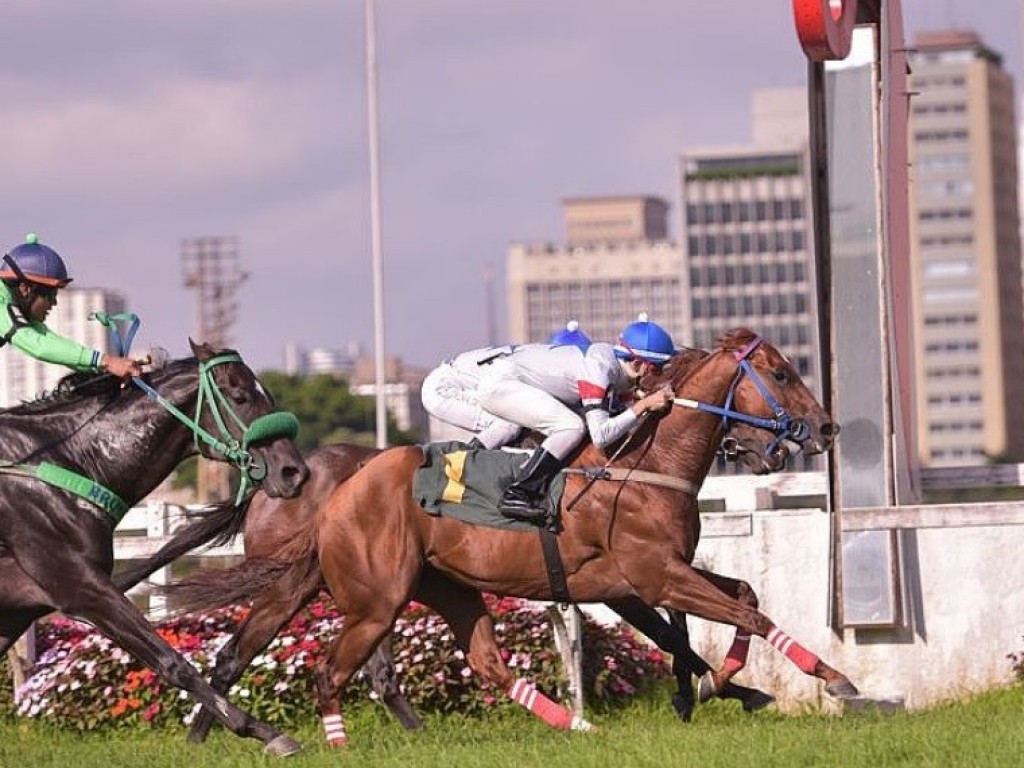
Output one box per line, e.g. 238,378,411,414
132,352,300,502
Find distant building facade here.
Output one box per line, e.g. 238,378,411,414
0,287,127,407
908,30,1024,466
678,144,820,391
507,196,685,345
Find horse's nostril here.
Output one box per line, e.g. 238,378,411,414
820,422,840,440
282,464,310,488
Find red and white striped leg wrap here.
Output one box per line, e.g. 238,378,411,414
321,713,347,747
507,678,574,730
722,632,751,675
767,626,819,674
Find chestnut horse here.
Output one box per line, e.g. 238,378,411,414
166,329,855,744
115,346,791,742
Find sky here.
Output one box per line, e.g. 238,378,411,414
0,1,1020,372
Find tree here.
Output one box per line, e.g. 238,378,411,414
257,371,419,452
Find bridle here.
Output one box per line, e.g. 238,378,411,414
131,354,299,502
671,335,810,459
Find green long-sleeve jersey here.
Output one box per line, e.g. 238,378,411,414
0,282,103,372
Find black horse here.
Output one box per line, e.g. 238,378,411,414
0,341,309,756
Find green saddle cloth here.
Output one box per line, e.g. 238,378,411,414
412,441,566,532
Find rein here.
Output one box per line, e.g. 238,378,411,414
564,335,805,506
131,353,300,503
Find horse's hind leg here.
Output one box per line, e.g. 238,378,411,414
34,565,302,756
417,574,591,731
364,633,423,730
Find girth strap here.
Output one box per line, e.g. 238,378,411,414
0,462,129,524
539,527,571,605
564,466,700,497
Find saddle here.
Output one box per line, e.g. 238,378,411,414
412,441,566,532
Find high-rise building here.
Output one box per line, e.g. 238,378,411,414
908,30,1024,466
678,89,821,394
506,196,685,345
0,287,127,407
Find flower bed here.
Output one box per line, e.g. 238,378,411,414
4,597,669,729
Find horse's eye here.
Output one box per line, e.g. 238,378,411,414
773,369,789,384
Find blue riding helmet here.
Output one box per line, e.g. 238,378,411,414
548,320,591,351
614,313,674,364
0,233,72,288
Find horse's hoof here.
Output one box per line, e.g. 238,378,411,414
697,671,718,704
826,678,860,699
670,693,694,722
386,698,425,731
740,690,776,713
570,715,595,732
265,735,303,757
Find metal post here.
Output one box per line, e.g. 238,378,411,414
365,0,388,449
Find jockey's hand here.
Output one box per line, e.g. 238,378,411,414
634,386,674,416
102,354,144,381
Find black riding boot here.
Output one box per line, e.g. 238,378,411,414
498,448,563,523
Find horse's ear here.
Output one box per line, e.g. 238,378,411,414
189,338,215,361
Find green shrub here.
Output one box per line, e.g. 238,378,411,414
3,597,669,729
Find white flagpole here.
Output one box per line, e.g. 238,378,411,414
365,0,388,448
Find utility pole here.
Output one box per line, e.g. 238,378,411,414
181,236,247,502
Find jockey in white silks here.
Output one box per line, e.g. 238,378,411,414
419,321,594,452
475,314,677,522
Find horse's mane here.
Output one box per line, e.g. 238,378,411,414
637,328,761,394
2,355,201,417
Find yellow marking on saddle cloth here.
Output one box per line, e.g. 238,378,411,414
441,450,468,503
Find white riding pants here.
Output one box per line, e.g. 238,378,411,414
477,359,584,460
420,363,521,449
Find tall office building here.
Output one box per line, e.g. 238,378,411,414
908,30,1024,466
0,287,127,407
506,196,685,345
678,94,821,395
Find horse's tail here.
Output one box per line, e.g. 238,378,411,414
112,495,254,592
157,513,322,614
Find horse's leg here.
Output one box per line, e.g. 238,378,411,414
655,559,858,699
686,568,780,707
364,632,424,731
665,609,775,712
27,560,302,756
315,612,400,748
606,597,696,721
417,575,592,731
186,576,320,743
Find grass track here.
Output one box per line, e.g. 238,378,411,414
2,683,1022,768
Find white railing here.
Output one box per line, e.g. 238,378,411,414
8,464,1015,715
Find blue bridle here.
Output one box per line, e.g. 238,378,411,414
672,336,810,456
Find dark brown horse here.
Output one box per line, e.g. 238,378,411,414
0,342,310,756
167,329,855,745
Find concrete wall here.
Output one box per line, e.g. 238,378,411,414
676,505,1024,711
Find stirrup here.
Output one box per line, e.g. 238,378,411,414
500,505,548,524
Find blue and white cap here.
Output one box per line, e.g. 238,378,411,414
614,312,674,364
548,320,592,351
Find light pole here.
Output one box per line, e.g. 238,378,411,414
365,0,388,449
